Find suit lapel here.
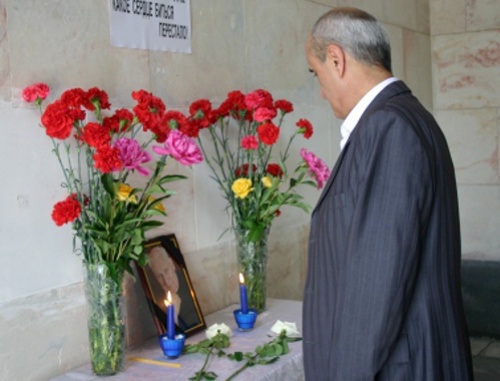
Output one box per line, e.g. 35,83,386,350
312,80,412,215
312,140,350,214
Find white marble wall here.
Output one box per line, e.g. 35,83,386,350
0,0,436,379
431,0,500,260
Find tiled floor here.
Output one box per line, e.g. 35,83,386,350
471,337,500,380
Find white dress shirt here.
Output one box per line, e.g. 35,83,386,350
340,77,399,150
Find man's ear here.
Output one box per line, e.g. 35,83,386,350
326,44,346,76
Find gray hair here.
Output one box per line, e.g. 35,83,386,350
311,7,392,72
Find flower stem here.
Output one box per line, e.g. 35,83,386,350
225,362,251,381
196,349,213,381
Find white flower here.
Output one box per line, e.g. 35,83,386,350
205,323,233,340
270,320,301,337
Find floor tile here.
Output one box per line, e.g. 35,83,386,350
483,342,500,359
471,337,494,356
473,356,500,379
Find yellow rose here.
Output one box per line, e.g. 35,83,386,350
261,176,272,188
232,178,253,199
117,184,138,204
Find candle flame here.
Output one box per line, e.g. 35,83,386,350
239,273,245,284
164,291,172,306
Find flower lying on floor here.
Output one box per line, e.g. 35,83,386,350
184,321,302,381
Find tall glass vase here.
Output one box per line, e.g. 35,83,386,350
84,262,125,376
235,227,270,313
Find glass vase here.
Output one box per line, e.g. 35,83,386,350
84,262,125,376
235,227,270,313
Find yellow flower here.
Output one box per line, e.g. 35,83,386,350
261,176,272,188
232,178,253,199
117,184,138,204
149,196,166,213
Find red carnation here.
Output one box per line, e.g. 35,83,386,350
81,122,111,148
213,102,231,118
253,107,277,123
235,163,257,177
132,90,166,133
226,90,246,109
180,119,201,138
103,108,134,133
244,89,274,110
217,90,250,121
159,110,189,139
22,83,50,103
84,87,111,110
51,195,81,226
296,118,313,139
257,122,280,145
241,135,259,150
153,122,171,143
274,99,294,114
189,99,215,128
190,99,211,115
60,88,86,109
41,100,75,140
132,90,166,116
163,111,188,130
93,145,123,173
266,163,284,177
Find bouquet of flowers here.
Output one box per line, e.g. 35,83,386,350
147,88,330,311
23,83,203,283
24,82,204,375
186,88,330,242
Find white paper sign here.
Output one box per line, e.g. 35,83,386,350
109,0,191,53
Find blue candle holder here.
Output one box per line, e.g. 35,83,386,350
159,333,186,358
233,308,258,331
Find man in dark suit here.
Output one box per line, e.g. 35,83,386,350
302,7,474,380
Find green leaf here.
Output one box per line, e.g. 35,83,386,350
205,371,218,380
144,209,167,218
149,184,171,195
158,174,187,184
141,220,164,229
101,173,116,196
301,180,318,188
273,343,283,356
148,194,172,206
137,254,148,268
131,229,143,246
257,357,280,365
232,352,244,361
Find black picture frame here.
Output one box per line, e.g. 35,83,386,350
135,234,206,337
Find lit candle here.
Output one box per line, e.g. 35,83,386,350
165,291,175,340
239,273,248,314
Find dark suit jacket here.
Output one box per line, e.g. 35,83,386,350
302,81,474,380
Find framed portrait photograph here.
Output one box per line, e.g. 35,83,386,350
135,234,206,337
